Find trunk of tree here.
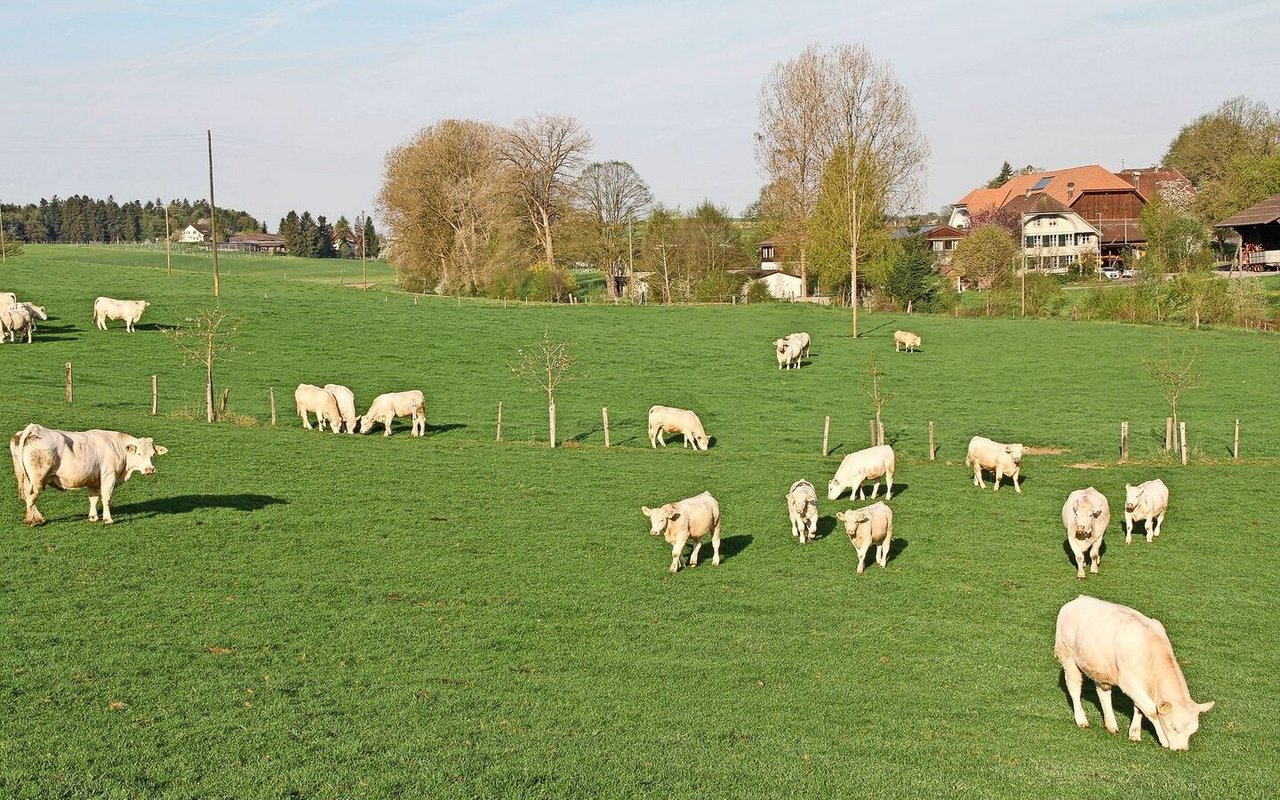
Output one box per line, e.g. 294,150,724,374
548,400,557,448
540,207,555,267
799,250,808,298
205,366,214,423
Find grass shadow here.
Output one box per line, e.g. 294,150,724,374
816,515,841,542
886,536,908,565
426,422,466,437
1056,670,1157,742
1060,537,1107,570
114,493,289,519
716,533,752,562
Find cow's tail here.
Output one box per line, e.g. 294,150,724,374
11,424,40,493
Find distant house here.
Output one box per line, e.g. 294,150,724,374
1012,194,1102,273
223,232,287,255
1215,193,1280,270
759,237,782,270
177,222,212,243
891,224,966,266
741,268,804,300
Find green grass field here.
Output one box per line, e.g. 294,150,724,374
2,245,1278,799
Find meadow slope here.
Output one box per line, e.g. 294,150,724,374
1,246,1277,799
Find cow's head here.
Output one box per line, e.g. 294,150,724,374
835,509,870,542
827,479,845,501
1124,482,1143,513
693,432,709,450
640,504,678,537
1006,444,1024,466
1157,698,1215,751
124,437,168,478
26,304,48,320
355,415,373,434
1070,495,1103,538
143,301,152,309
786,489,813,517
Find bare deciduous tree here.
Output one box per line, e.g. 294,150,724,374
510,328,577,448
573,161,653,298
167,308,243,423
1143,343,1201,455
499,114,593,268
861,352,894,445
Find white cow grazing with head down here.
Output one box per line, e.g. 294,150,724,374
323,384,359,434
0,292,16,307
785,479,818,544
647,405,709,450
9,423,168,526
93,297,151,332
774,338,800,370
1062,487,1109,579
966,436,1024,493
1,304,33,343
787,332,810,359
10,303,48,343
828,444,895,501
1124,479,1169,544
893,330,921,353
836,501,893,574
641,491,721,573
295,383,343,433
358,390,426,437
1055,595,1214,751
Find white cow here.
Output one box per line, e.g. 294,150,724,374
323,384,359,434
0,292,16,307
93,297,151,332
828,444,895,501
0,304,32,343
787,332,811,359
785,479,818,544
1062,487,1109,579
894,330,921,353
1055,595,1214,751
641,491,721,573
9,423,168,526
836,501,893,574
774,338,800,370
966,436,1024,493
294,383,343,433
648,405,709,450
358,390,427,437
1124,479,1169,544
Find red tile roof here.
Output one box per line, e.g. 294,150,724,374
957,165,1138,212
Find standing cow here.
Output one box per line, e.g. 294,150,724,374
966,436,1024,493
641,491,721,573
9,423,168,526
358,390,427,437
1124,479,1169,544
1,304,43,343
774,338,800,370
1062,487,1109,579
93,297,151,333
1055,595,1214,751
785,479,818,544
787,332,811,359
836,501,893,574
893,330,921,353
647,405,709,450
295,383,343,433
323,384,359,434
828,444,895,501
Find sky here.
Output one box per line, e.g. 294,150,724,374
3,0,1278,230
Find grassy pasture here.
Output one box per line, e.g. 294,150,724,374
1,245,1278,799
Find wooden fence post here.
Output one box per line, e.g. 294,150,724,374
549,400,557,449
1165,417,1173,452
496,401,503,442
65,362,72,404
822,415,830,457
602,407,611,448
1120,421,1129,462
1233,419,1240,461
269,387,277,426
928,421,936,461
877,421,885,447
1179,421,1188,465
869,419,876,447
220,388,230,418
151,375,158,416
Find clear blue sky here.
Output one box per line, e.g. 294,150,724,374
3,0,1277,229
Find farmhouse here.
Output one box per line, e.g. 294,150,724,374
1009,194,1102,273
1214,192,1280,271
747,238,810,300
222,232,287,254
177,222,212,243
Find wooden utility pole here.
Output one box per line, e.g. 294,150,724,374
0,201,7,264
163,204,172,277
360,210,368,290
207,129,221,298
849,188,859,337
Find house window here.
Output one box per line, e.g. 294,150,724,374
932,241,943,251
1064,254,1078,265
1025,236,1036,249
762,245,775,261
1058,234,1070,247
1031,176,1053,191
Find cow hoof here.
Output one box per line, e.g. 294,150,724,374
1078,721,1090,729
1076,573,1086,580
1105,724,1119,734
103,519,114,525
712,558,720,566
1129,732,1142,742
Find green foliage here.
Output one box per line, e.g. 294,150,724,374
0,196,263,244
1022,272,1065,316
882,236,938,311
692,270,745,303
986,160,1013,189
744,279,774,304
524,261,577,302
808,147,891,302
1141,196,1212,273
949,225,1016,314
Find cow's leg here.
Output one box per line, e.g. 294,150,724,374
688,539,703,568
877,537,890,568
383,418,392,437
88,492,100,522
1097,684,1120,734
19,451,47,526
1128,708,1145,742
1072,543,1087,579
855,483,864,500
870,480,881,499
1089,539,1101,574
99,474,117,524
884,469,893,500
711,518,721,566
1150,513,1161,541
1012,470,1021,494
1124,512,1133,544
301,410,313,430
669,532,689,573
1120,682,1167,747
1061,660,1089,728
993,466,1003,492
790,516,801,539
855,543,870,574
657,428,667,448
973,463,985,489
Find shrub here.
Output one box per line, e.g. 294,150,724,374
693,271,746,303
744,280,774,304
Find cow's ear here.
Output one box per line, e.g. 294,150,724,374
836,511,846,521
125,444,137,454
640,506,651,516
1197,700,1215,713
668,511,681,521
1125,483,1133,491
155,445,168,455
1157,701,1173,716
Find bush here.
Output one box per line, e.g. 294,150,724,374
693,271,746,303
744,280,774,304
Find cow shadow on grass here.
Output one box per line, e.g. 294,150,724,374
815,515,841,542
1060,537,1108,570
716,533,752,562
425,422,465,437
114,493,289,519
1055,670,1161,743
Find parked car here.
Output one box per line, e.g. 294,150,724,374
1101,267,1121,280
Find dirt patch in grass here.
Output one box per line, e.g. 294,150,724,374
1025,446,1069,455
1068,462,1106,469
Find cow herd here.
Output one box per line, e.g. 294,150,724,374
0,291,49,344
294,384,428,437
636,329,1211,751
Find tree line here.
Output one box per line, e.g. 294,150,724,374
0,196,262,245
276,211,379,259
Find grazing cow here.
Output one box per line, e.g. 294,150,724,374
1062,487,1109,579
1,304,32,343
647,405,709,450
323,384,359,434
836,501,893,574
893,330,921,353
774,338,800,370
295,383,343,433
785,479,818,544
93,297,150,333
9,423,168,526
1124,479,1169,544
11,303,48,343
358,390,427,437
787,332,811,359
1055,595,1214,750
641,491,721,573
0,292,15,307
828,444,895,501
966,436,1024,493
